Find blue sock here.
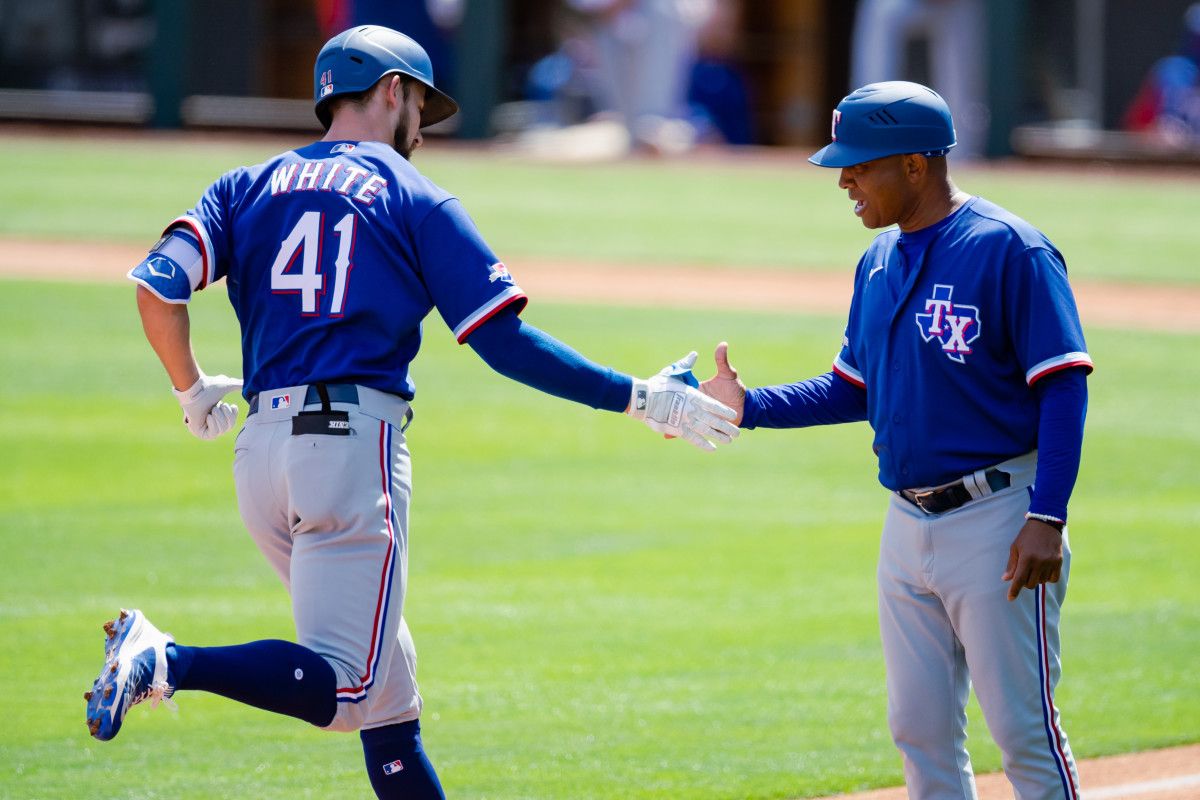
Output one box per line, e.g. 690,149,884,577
167,640,336,727
360,721,445,799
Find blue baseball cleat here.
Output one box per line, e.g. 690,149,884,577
85,609,175,741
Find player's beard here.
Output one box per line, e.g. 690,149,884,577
394,123,415,161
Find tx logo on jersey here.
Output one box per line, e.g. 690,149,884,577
914,284,980,364
487,262,513,284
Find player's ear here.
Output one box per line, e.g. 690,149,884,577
903,153,927,182
379,74,403,110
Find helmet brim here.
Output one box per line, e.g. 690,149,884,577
314,81,460,131
420,87,459,128
808,141,892,168
809,140,956,168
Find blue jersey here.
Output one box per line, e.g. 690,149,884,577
831,197,1092,490
159,140,526,399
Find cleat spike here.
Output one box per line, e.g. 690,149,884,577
104,686,113,699
104,620,116,637
84,691,93,701
88,718,100,736
119,609,130,621
110,663,118,674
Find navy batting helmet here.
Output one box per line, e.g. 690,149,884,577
314,25,459,130
809,81,956,168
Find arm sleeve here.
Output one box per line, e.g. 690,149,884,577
741,371,869,430
466,308,632,412
1027,367,1088,523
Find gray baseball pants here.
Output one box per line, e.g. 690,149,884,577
879,451,1081,799
232,384,422,733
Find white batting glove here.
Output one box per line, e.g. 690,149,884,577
628,352,740,452
172,373,244,440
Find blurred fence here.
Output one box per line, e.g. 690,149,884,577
0,0,1197,162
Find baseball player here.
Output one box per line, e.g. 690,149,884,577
83,25,737,799
699,82,1091,799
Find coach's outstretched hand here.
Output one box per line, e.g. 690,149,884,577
173,373,244,440
628,352,740,451
699,342,747,426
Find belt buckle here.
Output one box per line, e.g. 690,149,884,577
909,489,936,513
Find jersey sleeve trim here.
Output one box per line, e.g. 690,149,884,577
166,215,214,290
1026,352,1094,385
832,356,866,389
453,287,528,344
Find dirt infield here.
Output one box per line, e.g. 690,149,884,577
4,234,1199,799
811,744,1200,800
2,237,1199,333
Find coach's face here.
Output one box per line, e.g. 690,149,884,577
393,81,426,160
837,155,916,230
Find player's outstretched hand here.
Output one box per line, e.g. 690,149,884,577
172,373,244,440
628,351,740,451
699,342,747,426
1002,518,1064,601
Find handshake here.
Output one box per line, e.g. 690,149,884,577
169,346,751,453
627,344,746,452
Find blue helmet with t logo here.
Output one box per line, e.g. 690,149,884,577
809,81,957,168
314,25,459,130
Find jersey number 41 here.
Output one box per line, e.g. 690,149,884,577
270,211,356,317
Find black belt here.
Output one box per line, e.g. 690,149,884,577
898,468,1011,515
248,384,359,415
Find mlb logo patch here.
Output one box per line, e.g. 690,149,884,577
332,143,356,154
270,394,291,410
320,83,335,98
382,759,404,776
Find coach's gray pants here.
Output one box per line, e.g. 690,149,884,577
233,384,421,732
879,452,1081,799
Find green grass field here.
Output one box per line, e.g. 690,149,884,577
1,133,1198,798
1,133,1198,284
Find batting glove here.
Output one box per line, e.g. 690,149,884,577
172,373,244,440
628,352,740,451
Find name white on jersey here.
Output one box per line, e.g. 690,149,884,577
269,161,388,206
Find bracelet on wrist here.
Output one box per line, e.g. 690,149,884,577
1025,512,1065,532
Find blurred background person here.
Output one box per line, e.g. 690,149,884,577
519,0,753,158
564,0,714,154
1123,1,1200,147
851,0,987,160
687,0,755,146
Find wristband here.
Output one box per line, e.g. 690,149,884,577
1025,512,1065,532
